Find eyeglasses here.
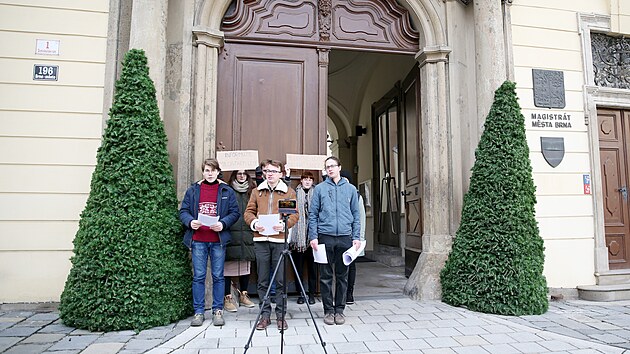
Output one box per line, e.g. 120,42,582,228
263,169,281,174
236,172,248,176
325,164,339,169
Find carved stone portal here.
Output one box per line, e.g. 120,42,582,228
591,33,630,90
221,0,419,53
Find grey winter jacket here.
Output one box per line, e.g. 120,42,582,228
308,177,360,241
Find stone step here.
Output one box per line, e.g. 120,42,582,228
365,245,405,267
577,283,630,301
596,269,630,285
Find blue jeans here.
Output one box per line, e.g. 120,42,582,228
192,241,225,314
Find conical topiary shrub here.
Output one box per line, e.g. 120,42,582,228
439,81,548,315
59,49,192,331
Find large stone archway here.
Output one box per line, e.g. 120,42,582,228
189,0,451,300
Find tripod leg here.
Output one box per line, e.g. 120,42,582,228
243,246,285,353
287,252,328,353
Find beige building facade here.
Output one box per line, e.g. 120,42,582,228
1,0,629,303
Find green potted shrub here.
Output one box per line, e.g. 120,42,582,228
60,49,192,331
440,81,548,315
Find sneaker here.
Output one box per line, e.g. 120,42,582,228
212,309,225,326
239,291,256,308
308,294,316,305
334,313,345,325
346,293,355,305
323,313,335,325
191,313,204,326
224,295,237,312
256,317,271,330
277,319,288,330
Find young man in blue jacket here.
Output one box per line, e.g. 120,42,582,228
309,156,361,326
180,158,240,327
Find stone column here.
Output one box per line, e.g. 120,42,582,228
129,0,169,119
404,46,452,301
191,27,224,182
191,29,224,309
318,48,330,154
165,0,195,199
473,0,507,136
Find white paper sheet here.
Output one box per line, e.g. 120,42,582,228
258,214,280,236
313,244,328,264
198,214,219,227
343,240,367,265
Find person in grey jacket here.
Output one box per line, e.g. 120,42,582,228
309,156,361,326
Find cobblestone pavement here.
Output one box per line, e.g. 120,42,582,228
3,297,630,354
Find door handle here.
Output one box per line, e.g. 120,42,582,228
619,186,628,201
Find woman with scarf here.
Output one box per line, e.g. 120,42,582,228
289,171,318,304
223,170,257,312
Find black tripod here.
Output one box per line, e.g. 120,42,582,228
243,214,328,354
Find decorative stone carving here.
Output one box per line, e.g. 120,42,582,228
221,0,418,53
318,47,330,65
591,33,630,90
222,0,318,41
331,0,418,52
318,0,331,41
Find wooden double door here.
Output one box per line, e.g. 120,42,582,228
599,109,630,269
216,43,325,160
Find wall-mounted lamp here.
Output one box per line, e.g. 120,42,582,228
355,125,367,137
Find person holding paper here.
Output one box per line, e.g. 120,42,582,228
180,158,240,327
309,157,361,326
243,159,299,331
288,171,318,305
222,170,257,312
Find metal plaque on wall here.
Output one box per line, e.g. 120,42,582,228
541,137,564,168
532,69,565,109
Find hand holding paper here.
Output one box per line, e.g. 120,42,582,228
313,244,328,264
198,214,219,227
343,240,367,265
258,214,280,236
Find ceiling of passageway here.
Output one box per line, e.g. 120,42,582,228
327,49,416,139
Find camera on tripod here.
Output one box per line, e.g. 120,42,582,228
278,199,297,215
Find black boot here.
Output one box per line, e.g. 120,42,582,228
297,295,305,304
346,292,355,305
308,293,316,305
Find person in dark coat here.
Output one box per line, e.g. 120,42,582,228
223,170,257,311
179,158,240,327
289,170,318,305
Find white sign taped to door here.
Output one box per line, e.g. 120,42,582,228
216,150,259,171
285,154,328,170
